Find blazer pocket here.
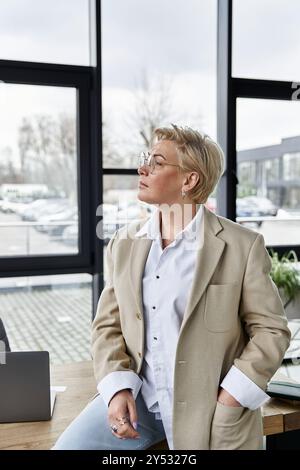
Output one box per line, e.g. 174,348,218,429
210,401,245,450
210,402,263,450
204,283,240,333
213,401,245,422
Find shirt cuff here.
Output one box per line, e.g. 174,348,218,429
97,371,143,407
220,365,271,410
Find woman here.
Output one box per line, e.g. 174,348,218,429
53,124,290,450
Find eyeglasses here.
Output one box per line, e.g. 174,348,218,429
138,151,181,174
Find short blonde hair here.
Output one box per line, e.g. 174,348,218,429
153,124,225,204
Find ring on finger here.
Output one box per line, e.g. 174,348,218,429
118,418,130,426
116,415,129,424
110,424,118,433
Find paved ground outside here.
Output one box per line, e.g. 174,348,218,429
0,283,92,364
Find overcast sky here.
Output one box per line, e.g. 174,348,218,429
1,0,300,168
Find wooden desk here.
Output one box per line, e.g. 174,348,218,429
0,361,96,450
1,361,300,450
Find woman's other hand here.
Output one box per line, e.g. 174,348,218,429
108,389,140,440
217,388,242,407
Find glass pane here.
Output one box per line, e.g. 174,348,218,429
236,98,300,246
233,0,300,81
0,83,79,256
0,0,90,65
102,175,220,281
102,174,149,281
102,0,217,168
0,274,92,365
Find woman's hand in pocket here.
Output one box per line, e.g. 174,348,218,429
217,388,242,407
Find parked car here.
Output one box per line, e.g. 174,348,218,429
101,202,151,245
0,197,33,214
101,204,119,244
236,198,261,218
21,199,50,221
42,207,78,236
62,224,78,246
236,196,278,227
242,196,278,217
34,200,71,229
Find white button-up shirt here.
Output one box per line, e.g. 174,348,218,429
98,204,269,449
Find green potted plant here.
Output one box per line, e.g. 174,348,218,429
269,249,300,309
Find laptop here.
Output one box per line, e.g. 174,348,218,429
0,351,56,423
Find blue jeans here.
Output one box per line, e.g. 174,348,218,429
52,393,167,450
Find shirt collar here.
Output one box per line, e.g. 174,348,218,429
135,204,203,243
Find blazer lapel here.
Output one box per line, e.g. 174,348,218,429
129,206,225,326
129,232,152,314
180,206,225,331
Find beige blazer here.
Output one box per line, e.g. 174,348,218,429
91,205,291,450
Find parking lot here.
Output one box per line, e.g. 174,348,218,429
1,202,299,364
1,206,300,257
0,213,77,256
241,215,300,246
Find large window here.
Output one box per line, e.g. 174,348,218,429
101,174,217,282
0,274,92,364
0,83,79,256
283,153,300,182
0,2,96,349
236,98,300,246
233,0,300,82
265,159,280,184
101,0,218,277
102,0,217,169
217,0,300,257
0,0,90,65
1,1,299,355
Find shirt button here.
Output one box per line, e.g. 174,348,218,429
156,275,160,279
138,352,142,358
153,336,158,340
152,306,156,310
136,312,141,320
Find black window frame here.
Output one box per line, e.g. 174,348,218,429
217,0,300,259
0,60,93,275
1,0,299,321
0,0,104,318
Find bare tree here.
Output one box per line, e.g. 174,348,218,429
124,71,204,169
102,120,123,167
18,118,36,178
0,147,19,184
130,71,176,150
103,71,204,170
0,162,19,185
17,114,77,199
